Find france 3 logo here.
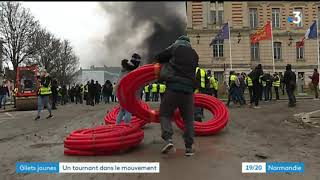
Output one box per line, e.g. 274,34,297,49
287,11,302,25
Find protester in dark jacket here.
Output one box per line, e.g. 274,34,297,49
0,82,10,109
51,79,58,109
95,81,101,104
309,68,319,99
61,85,67,105
248,64,264,108
102,80,113,104
284,64,296,107
154,35,198,156
88,80,96,106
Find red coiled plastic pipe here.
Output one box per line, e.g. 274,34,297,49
116,63,229,135
64,124,144,156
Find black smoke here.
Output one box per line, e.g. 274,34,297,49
100,2,186,65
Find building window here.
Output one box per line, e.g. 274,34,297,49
251,43,259,60
209,10,216,24
272,8,280,28
213,40,224,58
249,8,258,29
218,10,223,25
318,7,320,29
294,8,303,27
209,2,224,26
273,42,282,60
296,42,304,60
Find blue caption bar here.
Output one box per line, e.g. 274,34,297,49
266,162,304,173
16,162,59,174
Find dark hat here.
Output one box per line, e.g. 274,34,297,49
131,53,141,60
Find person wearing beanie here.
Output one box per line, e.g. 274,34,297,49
154,35,198,156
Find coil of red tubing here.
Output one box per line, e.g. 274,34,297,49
117,63,229,135
104,102,150,128
64,124,144,156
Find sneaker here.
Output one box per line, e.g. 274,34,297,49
185,148,195,156
46,114,53,119
161,140,174,154
34,116,40,120
253,106,261,109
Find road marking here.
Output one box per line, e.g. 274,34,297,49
5,112,14,118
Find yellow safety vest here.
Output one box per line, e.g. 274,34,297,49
209,76,218,90
151,83,158,93
39,85,52,95
196,67,206,88
81,85,84,93
159,84,166,93
259,75,266,86
84,85,89,93
246,76,253,87
14,88,18,96
273,75,280,87
144,85,150,93
230,74,237,82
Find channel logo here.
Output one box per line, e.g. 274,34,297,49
288,11,302,24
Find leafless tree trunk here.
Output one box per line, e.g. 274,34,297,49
0,2,41,83
50,40,79,86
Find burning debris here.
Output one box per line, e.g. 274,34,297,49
100,2,186,64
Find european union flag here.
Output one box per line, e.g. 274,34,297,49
210,23,229,46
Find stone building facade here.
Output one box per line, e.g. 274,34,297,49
186,1,320,85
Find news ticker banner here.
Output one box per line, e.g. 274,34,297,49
242,162,304,174
16,162,159,174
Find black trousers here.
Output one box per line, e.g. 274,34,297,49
145,92,150,102
274,86,279,100
286,86,296,106
52,95,58,109
251,84,261,106
160,90,194,148
248,86,253,103
160,93,164,101
265,86,272,101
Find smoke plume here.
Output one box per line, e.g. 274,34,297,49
99,2,186,65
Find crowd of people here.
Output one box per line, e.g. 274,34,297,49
54,80,119,109
2,34,320,157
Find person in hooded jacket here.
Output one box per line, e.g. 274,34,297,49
248,64,264,109
283,64,296,107
154,35,198,156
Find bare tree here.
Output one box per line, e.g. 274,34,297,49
0,2,41,83
51,40,79,85
26,28,61,73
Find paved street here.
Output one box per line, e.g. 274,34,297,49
0,100,319,180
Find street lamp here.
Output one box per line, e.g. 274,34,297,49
196,34,200,44
288,32,293,46
237,32,241,43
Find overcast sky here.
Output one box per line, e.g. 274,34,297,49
21,2,112,68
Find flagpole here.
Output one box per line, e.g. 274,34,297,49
270,21,275,73
316,19,319,73
228,21,233,70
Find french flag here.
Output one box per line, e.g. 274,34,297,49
296,21,318,48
